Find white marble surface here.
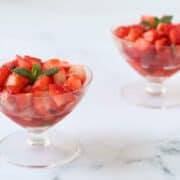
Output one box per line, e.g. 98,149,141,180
1,0,180,179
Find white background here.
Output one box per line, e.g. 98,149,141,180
0,0,180,179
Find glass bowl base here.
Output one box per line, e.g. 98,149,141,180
121,81,180,108
0,130,80,168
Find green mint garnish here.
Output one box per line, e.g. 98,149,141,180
12,64,58,84
13,68,34,83
141,15,173,28
40,67,58,76
160,15,173,24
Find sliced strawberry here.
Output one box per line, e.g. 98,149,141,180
156,47,173,64
169,26,180,44
59,60,70,71
0,90,16,111
24,55,42,68
33,91,58,116
42,58,62,70
3,60,17,70
66,75,82,91
126,26,144,42
22,85,32,93
16,55,31,69
155,38,169,51
114,26,130,38
53,69,66,85
15,93,32,111
143,29,159,43
0,66,10,86
68,65,86,83
49,84,67,107
157,23,172,36
5,73,29,94
141,16,156,24
134,38,152,51
32,75,52,91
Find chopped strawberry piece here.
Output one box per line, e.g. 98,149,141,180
15,93,32,111
59,60,70,71
155,38,169,51
157,23,172,36
53,69,66,85
134,38,152,51
42,58,62,70
143,29,159,43
68,65,86,83
66,75,82,91
126,26,144,41
3,60,17,70
22,85,32,93
24,55,42,68
141,16,156,24
49,84,67,107
169,26,180,44
114,26,130,38
32,75,52,91
5,73,29,94
33,91,58,116
16,55,31,69
0,66,10,86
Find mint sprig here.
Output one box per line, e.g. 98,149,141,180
141,15,173,28
12,64,58,84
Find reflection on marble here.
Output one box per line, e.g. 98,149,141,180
1,136,180,180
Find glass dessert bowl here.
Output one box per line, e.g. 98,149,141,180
0,55,93,168
112,15,180,108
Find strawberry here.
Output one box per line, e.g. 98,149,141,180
0,66,10,86
59,60,70,71
16,55,31,69
5,72,29,94
53,69,66,85
49,84,67,107
21,85,32,93
68,65,86,83
15,93,32,111
32,75,52,91
126,26,144,41
134,38,152,51
169,26,180,44
4,60,17,70
114,26,130,38
156,47,173,64
42,58,62,70
141,16,156,24
24,55,42,68
143,29,159,43
157,23,172,36
33,91,58,116
66,75,82,91
155,38,169,51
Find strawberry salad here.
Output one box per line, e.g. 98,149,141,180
113,15,180,79
0,55,87,127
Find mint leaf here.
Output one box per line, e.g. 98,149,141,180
153,17,160,27
160,15,173,23
141,15,173,28
31,64,41,80
41,67,58,76
12,68,33,82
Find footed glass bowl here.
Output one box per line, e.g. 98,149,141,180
113,31,180,108
0,66,92,168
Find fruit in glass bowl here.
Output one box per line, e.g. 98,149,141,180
112,15,180,108
0,55,92,168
